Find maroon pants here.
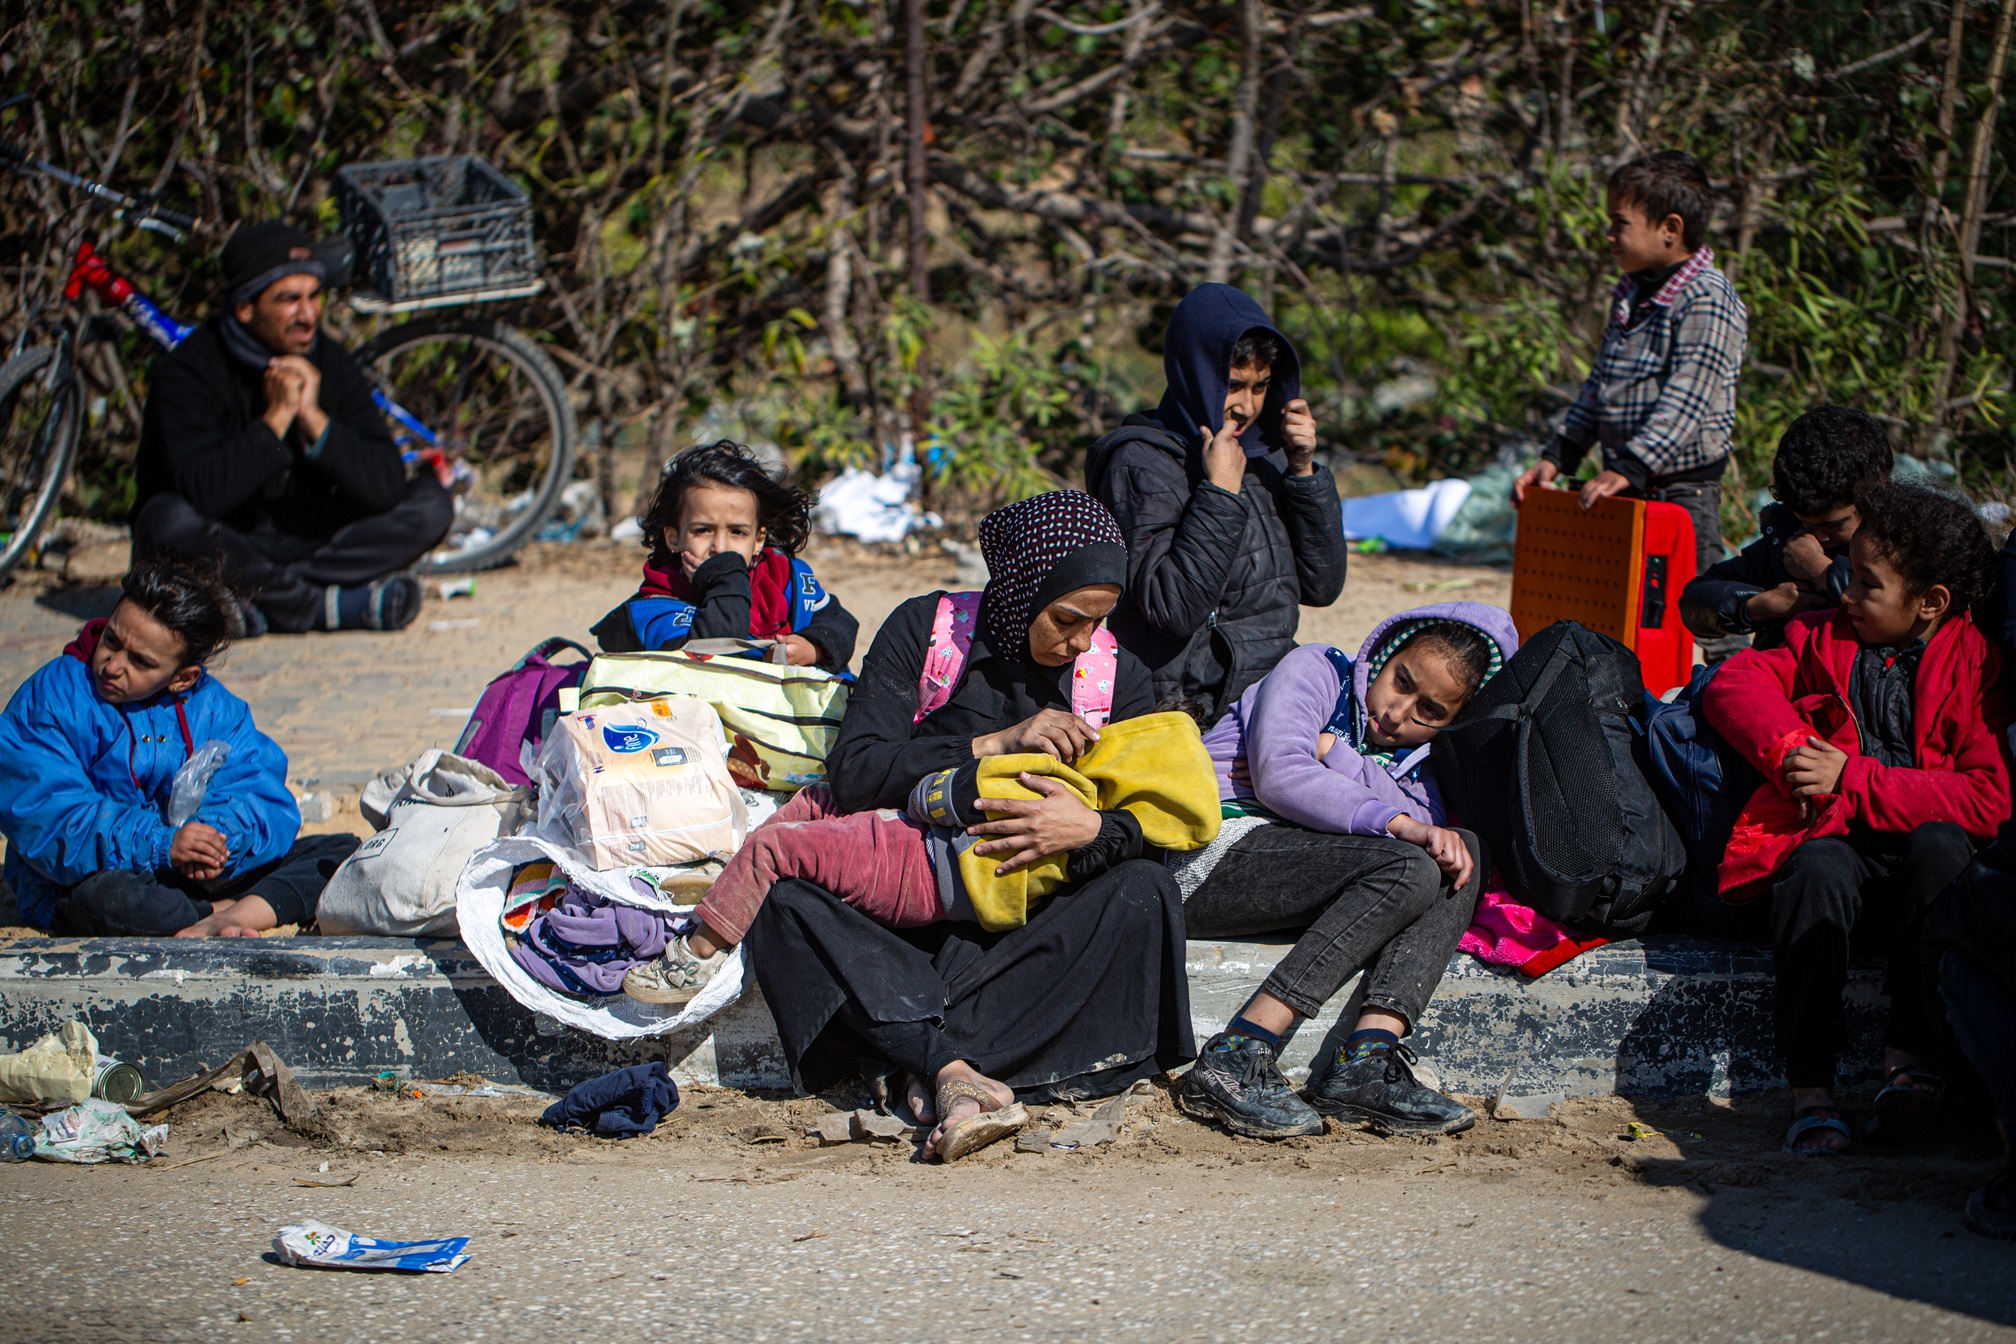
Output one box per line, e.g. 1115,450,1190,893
696,785,942,942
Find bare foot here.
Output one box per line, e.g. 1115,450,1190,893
905,1074,935,1127
923,1062,1015,1161
174,895,278,939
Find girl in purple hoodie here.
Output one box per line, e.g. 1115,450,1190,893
1171,600,1519,1142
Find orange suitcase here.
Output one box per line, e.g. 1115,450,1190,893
1509,488,1698,697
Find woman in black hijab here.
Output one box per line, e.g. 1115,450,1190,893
744,490,1195,1160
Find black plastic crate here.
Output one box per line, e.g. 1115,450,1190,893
334,156,536,302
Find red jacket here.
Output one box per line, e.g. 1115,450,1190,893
1702,610,2011,899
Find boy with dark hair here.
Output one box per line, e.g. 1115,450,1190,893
1681,405,1894,652
1512,149,1748,579
1087,283,1348,720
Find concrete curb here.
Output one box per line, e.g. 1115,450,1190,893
0,934,1887,1098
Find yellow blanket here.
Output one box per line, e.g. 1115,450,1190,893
955,711,1220,931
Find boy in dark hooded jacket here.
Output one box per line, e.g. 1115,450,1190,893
1087,284,1347,719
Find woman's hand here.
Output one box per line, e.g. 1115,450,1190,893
966,774,1104,875
972,708,1100,763
171,821,230,881
1387,813,1474,888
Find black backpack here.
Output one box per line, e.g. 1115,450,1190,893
1430,620,1685,938
1643,662,1763,935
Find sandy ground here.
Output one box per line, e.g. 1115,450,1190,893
0,1080,2010,1342
2,540,2012,1338
0,536,1508,841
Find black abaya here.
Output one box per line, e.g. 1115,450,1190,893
744,860,1195,1102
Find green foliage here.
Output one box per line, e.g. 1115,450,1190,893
2,0,2014,533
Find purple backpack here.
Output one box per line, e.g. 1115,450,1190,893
455,637,593,786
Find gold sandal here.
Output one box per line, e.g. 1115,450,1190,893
933,1077,1027,1163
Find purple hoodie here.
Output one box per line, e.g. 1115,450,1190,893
1201,601,1521,834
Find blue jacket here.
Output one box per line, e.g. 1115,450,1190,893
588,550,860,674
0,649,300,929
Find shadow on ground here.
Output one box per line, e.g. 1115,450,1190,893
33,584,120,620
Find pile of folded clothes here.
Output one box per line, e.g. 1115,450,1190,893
501,861,680,997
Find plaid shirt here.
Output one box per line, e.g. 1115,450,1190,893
1548,248,1747,485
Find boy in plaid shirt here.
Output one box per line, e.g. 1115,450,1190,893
1513,150,1747,578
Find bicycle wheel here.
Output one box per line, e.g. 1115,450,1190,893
0,344,82,581
356,314,579,573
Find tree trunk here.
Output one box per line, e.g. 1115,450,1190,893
1206,0,1264,284
904,0,936,497
1929,0,2016,446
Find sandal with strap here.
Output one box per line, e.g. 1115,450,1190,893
1783,1104,1852,1155
933,1077,1027,1163
1866,1064,1945,1144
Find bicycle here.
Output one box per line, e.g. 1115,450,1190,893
0,144,578,579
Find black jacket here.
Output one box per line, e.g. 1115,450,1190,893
1087,285,1345,719
826,591,1157,876
135,318,407,539
589,550,859,673
1678,502,1852,650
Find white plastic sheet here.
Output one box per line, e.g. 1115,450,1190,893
455,834,750,1041
1342,478,1474,550
813,463,943,544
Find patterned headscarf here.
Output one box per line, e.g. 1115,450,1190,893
976,490,1128,660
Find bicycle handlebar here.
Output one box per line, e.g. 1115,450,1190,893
0,137,197,237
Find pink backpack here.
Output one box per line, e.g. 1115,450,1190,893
913,591,1119,728
455,637,594,786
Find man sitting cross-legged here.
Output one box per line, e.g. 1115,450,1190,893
131,220,451,634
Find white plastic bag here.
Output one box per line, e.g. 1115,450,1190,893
455,833,747,1040
273,1221,472,1273
316,751,532,936
166,740,231,828
34,1097,168,1164
532,700,748,870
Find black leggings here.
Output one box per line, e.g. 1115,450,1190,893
1183,825,1485,1027
50,834,359,935
1769,822,1974,1088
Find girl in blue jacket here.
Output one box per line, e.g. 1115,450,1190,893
0,559,355,936
589,440,858,672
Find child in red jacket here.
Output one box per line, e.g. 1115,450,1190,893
1704,479,2009,1155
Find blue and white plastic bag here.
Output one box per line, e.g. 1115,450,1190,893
273,1221,473,1273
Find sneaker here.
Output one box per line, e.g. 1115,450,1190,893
321,574,422,632
1965,1164,2016,1240
1174,1032,1325,1140
621,936,728,1006
1307,1040,1476,1136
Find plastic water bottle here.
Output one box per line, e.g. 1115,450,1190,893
0,1111,34,1163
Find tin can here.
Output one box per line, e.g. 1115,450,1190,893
91,1056,145,1104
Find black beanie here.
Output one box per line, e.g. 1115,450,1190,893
221,221,325,307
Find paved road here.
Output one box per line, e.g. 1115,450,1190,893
0,1126,2010,1344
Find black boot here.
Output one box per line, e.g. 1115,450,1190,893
1175,1032,1325,1140
1307,1040,1475,1136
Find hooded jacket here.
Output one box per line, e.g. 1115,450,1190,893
1679,501,1854,650
1086,285,1347,719
0,626,300,929
1202,602,1522,834
1703,608,2012,897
